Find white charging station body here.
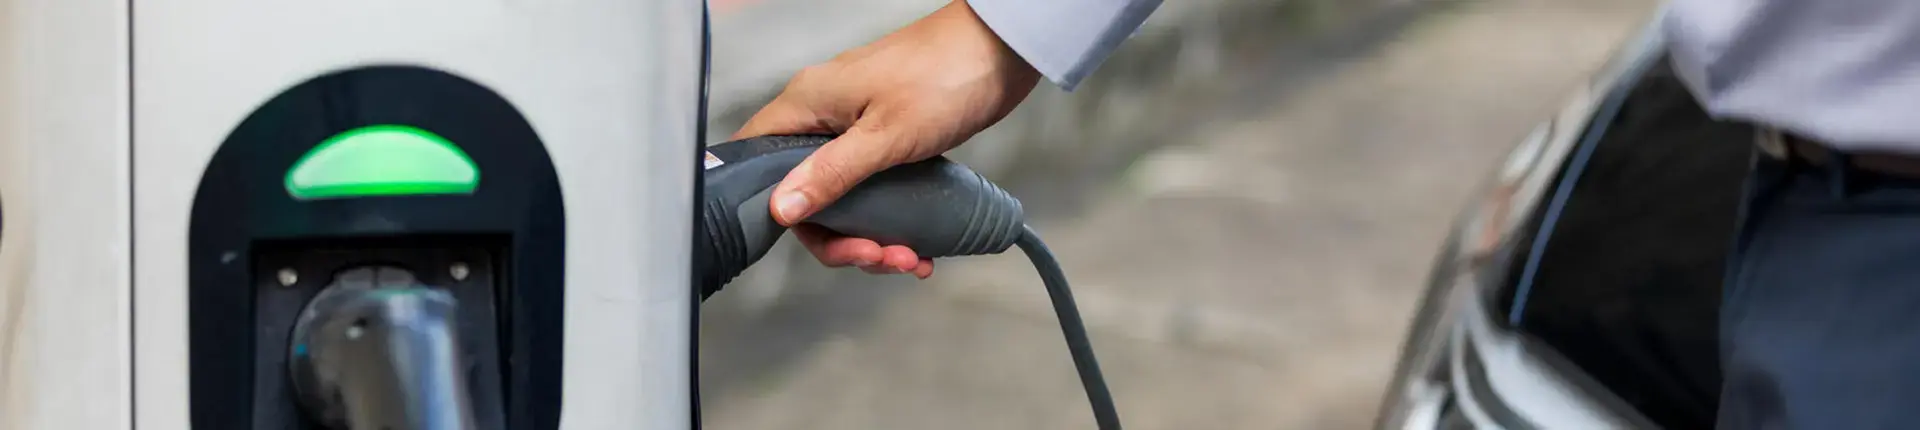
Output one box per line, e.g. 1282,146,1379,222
1,1,707,428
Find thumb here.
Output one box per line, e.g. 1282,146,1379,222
771,125,904,226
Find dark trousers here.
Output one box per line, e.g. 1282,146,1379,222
1719,144,1920,429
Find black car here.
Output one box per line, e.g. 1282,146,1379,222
1373,13,1757,430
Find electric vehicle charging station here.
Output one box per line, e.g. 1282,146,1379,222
4,1,1119,429
5,0,707,428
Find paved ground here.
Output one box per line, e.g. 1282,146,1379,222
700,1,1657,428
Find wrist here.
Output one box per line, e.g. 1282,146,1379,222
943,0,1040,82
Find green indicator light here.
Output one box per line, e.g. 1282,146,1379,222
286,125,479,200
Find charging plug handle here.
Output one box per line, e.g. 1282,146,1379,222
697,135,1121,429
698,135,1026,294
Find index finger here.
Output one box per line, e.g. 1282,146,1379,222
732,96,835,140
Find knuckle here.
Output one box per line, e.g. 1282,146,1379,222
810,158,863,191
791,64,833,86
853,122,922,164
807,250,840,266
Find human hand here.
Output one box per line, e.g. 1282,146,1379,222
731,0,1041,278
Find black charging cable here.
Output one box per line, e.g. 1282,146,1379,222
1017,225,1121,429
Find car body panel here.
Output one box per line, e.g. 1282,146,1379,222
1379,10,1754,429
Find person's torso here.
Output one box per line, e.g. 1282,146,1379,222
1665,0,1920,152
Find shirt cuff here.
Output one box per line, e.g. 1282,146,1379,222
967,0,1164,92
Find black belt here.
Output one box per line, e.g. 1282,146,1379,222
1758,129,1920,179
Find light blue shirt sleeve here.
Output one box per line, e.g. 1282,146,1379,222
1664,0,1920,150
967,0,1164,91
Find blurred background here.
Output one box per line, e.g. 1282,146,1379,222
698,0,1658,428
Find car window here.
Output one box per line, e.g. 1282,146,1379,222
1501,56,1751,429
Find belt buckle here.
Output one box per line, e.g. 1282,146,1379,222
1756,129,1790,159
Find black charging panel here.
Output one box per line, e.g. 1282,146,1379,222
186,65,566,430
